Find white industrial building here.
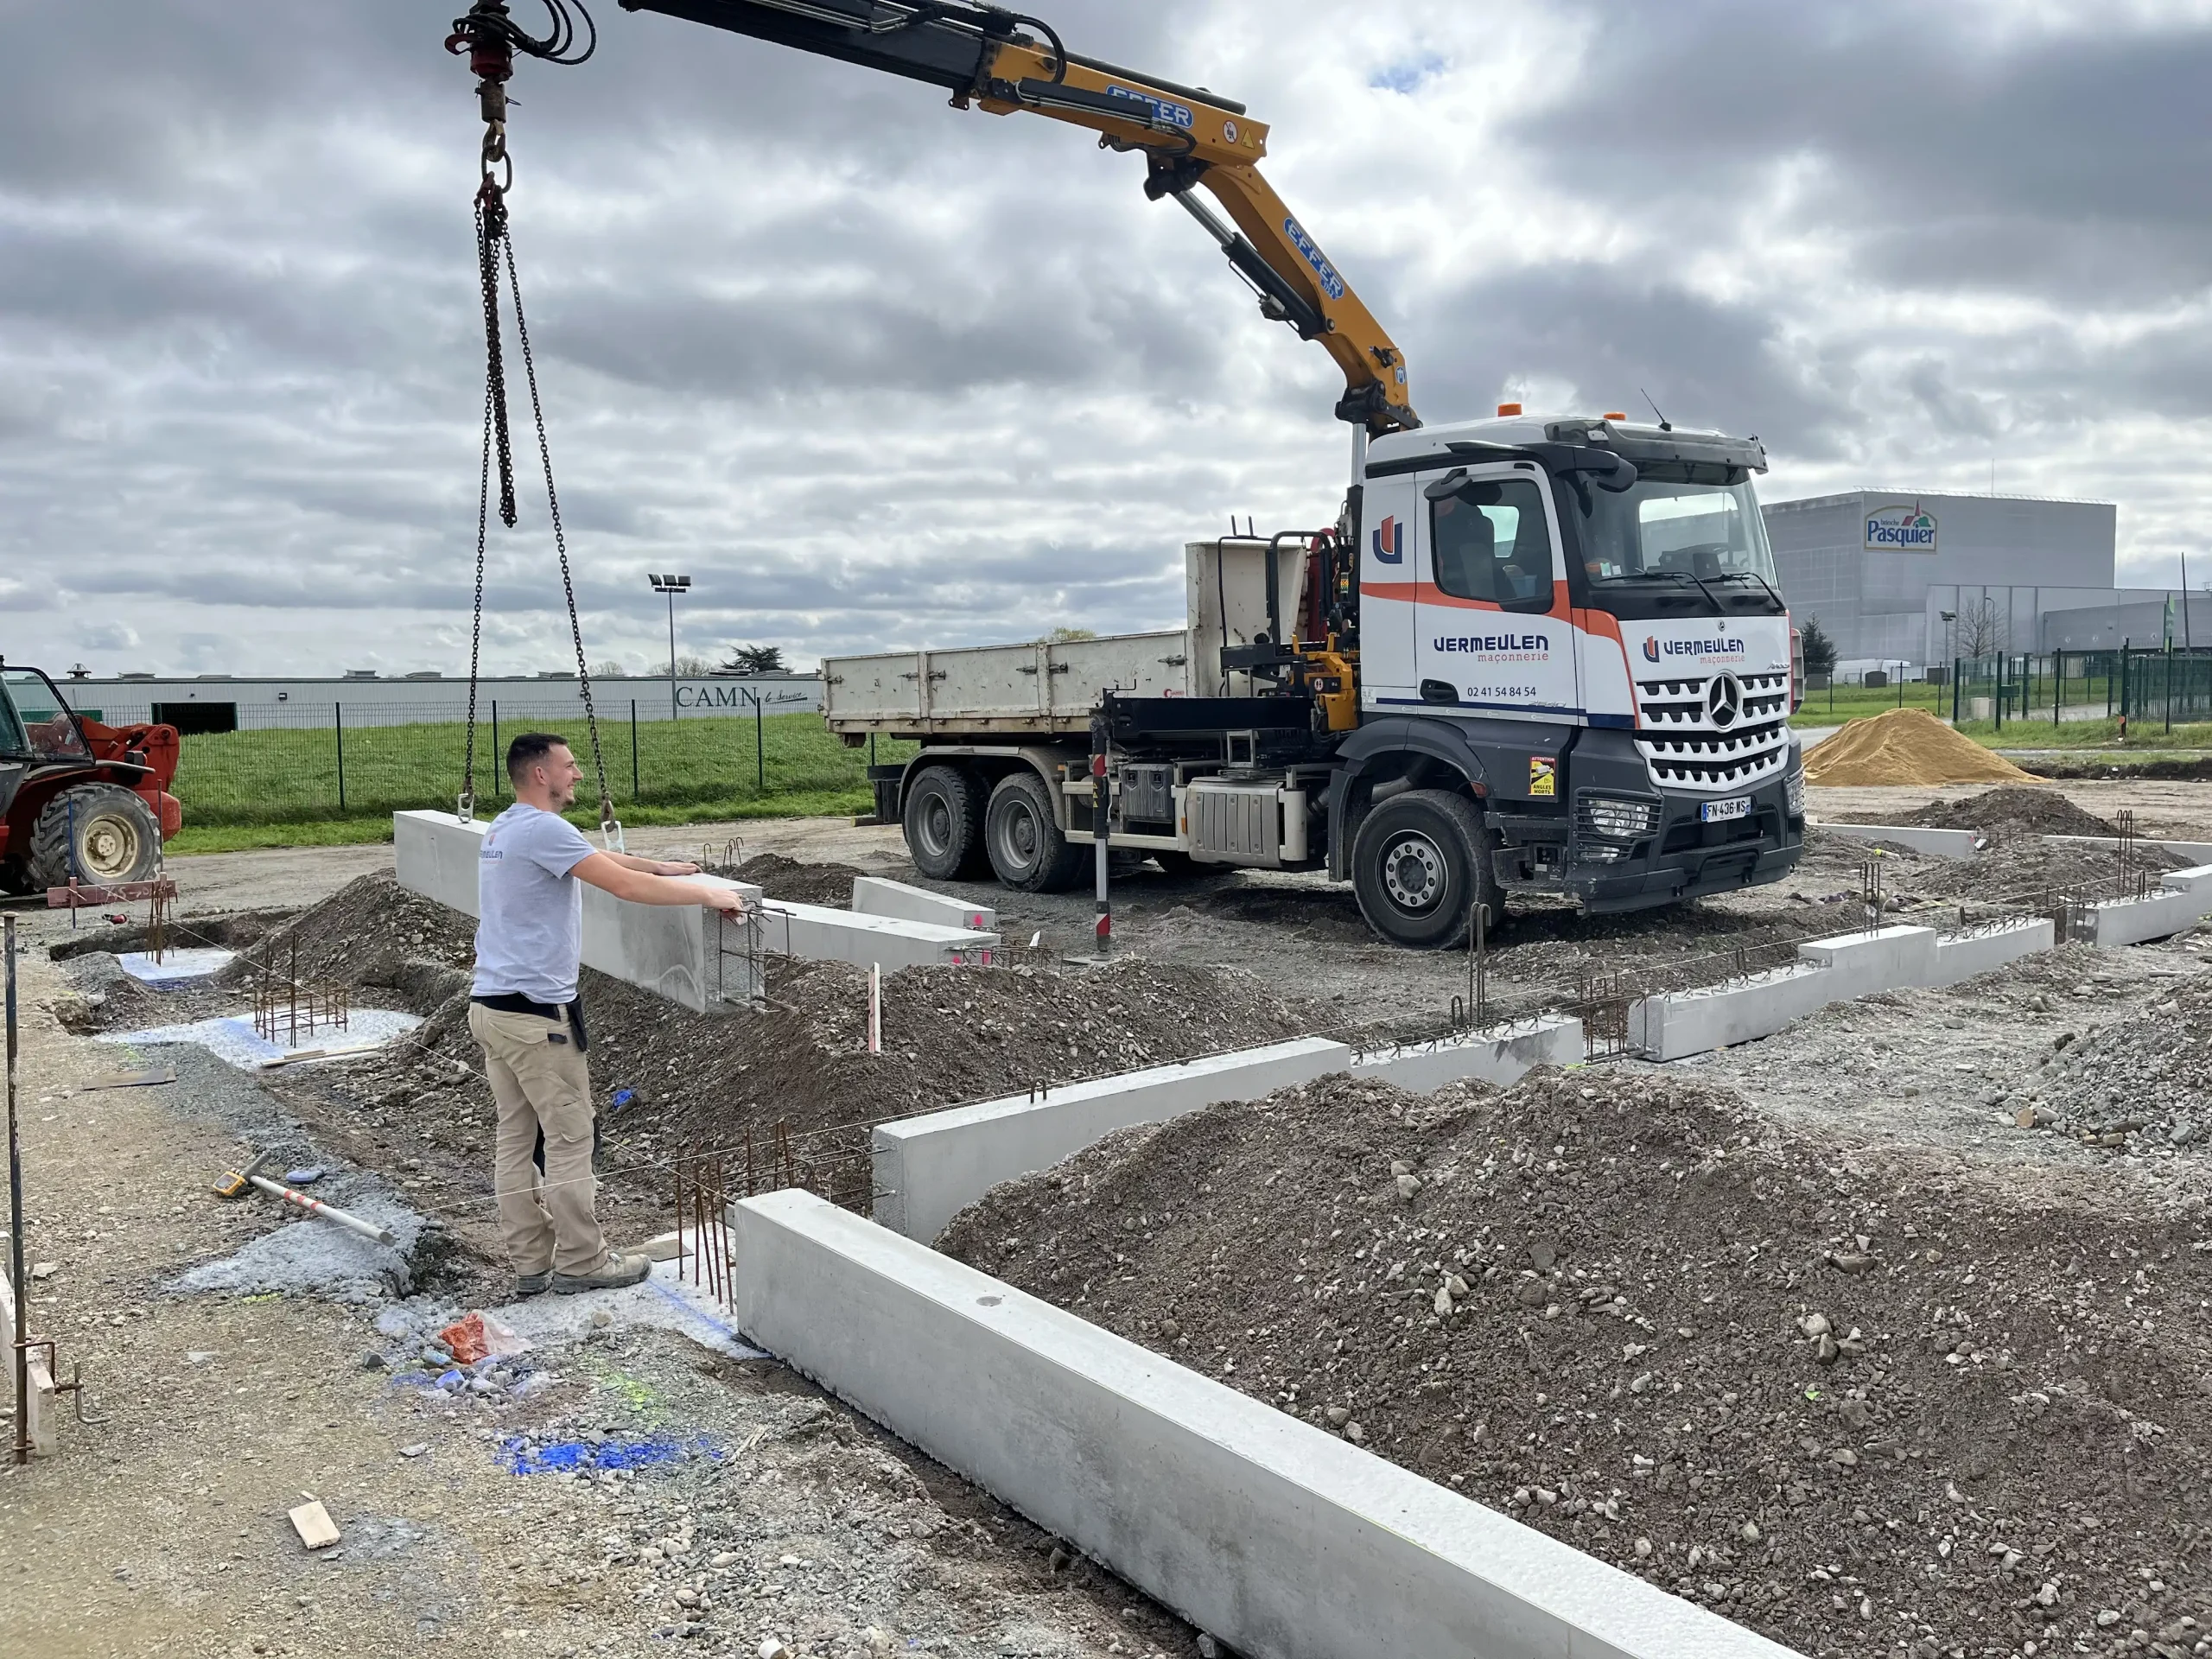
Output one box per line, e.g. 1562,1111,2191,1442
58,671,822,733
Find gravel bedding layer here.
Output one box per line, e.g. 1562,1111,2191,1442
2040,973,2212,1152
944,1067,2212,1659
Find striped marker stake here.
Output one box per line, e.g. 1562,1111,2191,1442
1091,748,1111,956
867,962,881,1054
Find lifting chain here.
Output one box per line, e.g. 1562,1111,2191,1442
448,3,620,846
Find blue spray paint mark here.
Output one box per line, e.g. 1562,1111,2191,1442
498,1434,720,1476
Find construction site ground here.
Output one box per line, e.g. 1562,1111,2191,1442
3,775,2209,1658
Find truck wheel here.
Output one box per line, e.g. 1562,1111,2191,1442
985,772,1087,893
1351,789,1497,950
902,766,988,880
29,784,162,889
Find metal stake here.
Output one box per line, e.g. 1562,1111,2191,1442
8,916,27,1465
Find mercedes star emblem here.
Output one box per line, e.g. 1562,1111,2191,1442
1707,672,1744,729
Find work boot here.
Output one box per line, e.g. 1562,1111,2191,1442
551,1249,651,1295
513,1268,554,1298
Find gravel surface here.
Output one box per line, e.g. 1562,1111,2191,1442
944,1067,2212,1659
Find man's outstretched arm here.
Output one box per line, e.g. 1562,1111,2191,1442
571,853,745,912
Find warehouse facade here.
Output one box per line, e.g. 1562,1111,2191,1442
1760,490,2123,673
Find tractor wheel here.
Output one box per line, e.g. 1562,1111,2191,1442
29,784,162,889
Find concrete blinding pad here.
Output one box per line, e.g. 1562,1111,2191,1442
393,811,763,1014
873,1037,1350,1243
733,1191,1805,1659
1808,821,1983,860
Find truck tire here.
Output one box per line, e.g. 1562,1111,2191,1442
985,772,1087,893
902,765,988,880
29,784,162,889
1350,788,1498,950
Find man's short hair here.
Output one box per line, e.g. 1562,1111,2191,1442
506,732,570,785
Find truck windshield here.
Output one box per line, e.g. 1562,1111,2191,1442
1573,464,1778,594
0,670,92,761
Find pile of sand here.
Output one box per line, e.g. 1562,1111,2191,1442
1803,708,2040,787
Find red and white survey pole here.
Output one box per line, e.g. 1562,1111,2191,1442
1090,739,1111,957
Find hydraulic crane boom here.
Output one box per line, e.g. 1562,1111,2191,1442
617,0,1421,436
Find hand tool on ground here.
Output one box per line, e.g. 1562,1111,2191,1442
213,1150,397,1246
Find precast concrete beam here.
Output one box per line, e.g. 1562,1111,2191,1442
2089,889,2208,948
1795,925,1937,998
760,898,998,969
872,1037,1351,1243
732,1191,1806,1659
1349,1016,1585,1092
2046,836,2212,864
1930,918,2056,986
1809,822,1982,860
0,1272,54,1455
1629,963,1833,1062
391,810,762,1013
851,876,998,934
2158,862,2212,896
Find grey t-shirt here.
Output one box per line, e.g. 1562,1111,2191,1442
473,804,595,1004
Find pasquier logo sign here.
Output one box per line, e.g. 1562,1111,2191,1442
1865,503,1938,553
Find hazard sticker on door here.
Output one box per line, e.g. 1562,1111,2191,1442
1529,757,1557,797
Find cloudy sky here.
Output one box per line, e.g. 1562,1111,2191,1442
4,0,2211,677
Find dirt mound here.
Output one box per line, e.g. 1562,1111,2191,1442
220,873,475,1015
1896,786,2116,841
237,868,1324,1236
1805,709,2040,787
2037,976,2212,1152
944,1068,2212,1659
727,851,872,908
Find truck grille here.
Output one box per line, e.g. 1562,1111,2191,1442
1633,670,1790,793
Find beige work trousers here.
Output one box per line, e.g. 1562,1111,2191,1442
467,1001,608,1277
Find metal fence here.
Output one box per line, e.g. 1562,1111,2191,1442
1948,648,2212,731
83,699,893,827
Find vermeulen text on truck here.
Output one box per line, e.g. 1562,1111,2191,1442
827,408,1807,950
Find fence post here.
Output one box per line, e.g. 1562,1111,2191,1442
1950,658,1961,724
631,700,639,802
334,702,346,811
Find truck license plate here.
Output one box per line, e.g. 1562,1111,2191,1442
1700,796,1751,823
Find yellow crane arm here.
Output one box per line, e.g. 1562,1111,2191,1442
618,0,1420,435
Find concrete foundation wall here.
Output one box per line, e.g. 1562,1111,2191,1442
2046,836,2212,865
2158,863,2212,896
1931,918,2056,985
851,876,998,934
1796,925,1937,999
873,1037,1351,1243
733,1191,1802,1659
392,810,762,1013
760,898,999,969
2090,889,2206,948
1630,963,1834,1062
1810,822,1982,860
1349,1017,1585,1092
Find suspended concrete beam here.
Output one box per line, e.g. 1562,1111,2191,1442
760,898,999,970
872,1037,1351,1243
851,876,998,935
1349,1015,1585,1093
732,1190,1805,1659
392,810,763,1014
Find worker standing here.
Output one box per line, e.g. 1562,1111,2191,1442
468,732,747,1294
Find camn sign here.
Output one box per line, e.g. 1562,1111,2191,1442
1864,503,1938,554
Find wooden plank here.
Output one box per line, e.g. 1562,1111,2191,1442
75,1066,177,1092
288,1497,341,1550
0,1274,56,1456
45,878,178,908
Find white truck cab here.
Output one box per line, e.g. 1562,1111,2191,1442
825,410,1806,949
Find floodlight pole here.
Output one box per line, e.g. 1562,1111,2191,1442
650,574,692,726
